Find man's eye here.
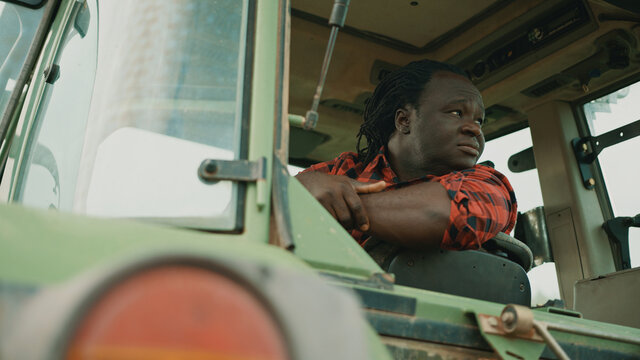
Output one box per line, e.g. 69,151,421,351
450,110,462,117
475,118,485,126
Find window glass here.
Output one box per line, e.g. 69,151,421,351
9,0,251,230
479,127,561,305
478,127,543,213
16,0,97,210
0,2,43,120
0,2,43,201
584,83,640,268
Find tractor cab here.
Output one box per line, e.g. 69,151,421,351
287,0,640,326
1,0,639,359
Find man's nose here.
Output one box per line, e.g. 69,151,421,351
461,119,482,137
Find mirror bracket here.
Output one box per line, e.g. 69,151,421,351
571,119,640,189
603,214,640,270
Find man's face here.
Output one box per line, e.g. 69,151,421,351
399,71,485,176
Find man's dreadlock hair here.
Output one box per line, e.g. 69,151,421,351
356,59,469,165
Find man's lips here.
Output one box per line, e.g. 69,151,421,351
458,143,480,157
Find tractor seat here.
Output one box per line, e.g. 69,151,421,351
365,233,533,306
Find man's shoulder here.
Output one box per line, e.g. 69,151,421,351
334,151,361,163
459,164,516,200
303,151,362,174
442,164,515,192
462,164,508,179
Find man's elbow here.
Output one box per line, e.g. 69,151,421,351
376,207,450,250
415,207,450,248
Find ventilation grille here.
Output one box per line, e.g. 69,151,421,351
522,74,573,97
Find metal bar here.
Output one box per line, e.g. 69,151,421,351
269,0,294,250
303,0,350,130
572,119,640,189
304,27,339,130
0,0,61,178
533,322,570,360
545,322,640,346
288,114,305,128
591,119,640,157
271,157,294,250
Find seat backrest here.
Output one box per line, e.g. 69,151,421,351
367,233,533,306
388,248,531,306
483,232,533,271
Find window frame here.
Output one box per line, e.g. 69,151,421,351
0,0,59,192
573,73,640,221
573,73,640,268
3,0,259,233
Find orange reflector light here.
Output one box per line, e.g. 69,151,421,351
67,265,289,360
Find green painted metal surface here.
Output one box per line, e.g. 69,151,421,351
289,176,382,277
2,0,640,359
241,0,279,242
0,202,309,285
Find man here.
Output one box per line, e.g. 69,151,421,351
296,59,516,252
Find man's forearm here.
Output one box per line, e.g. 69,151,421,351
360,182,451,249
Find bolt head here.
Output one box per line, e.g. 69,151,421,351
204,162,217,174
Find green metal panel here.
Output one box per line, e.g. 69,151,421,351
0,202,310,285
288,176,382,277
241,0,281,243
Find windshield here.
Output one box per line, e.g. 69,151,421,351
6,0,252,230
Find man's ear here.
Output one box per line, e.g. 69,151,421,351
394,107,411,134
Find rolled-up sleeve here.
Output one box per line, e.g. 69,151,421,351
435,166,517,250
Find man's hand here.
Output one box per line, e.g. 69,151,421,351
295,172,386,231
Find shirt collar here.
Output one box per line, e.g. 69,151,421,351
364,146,401,184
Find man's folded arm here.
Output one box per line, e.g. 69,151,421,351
362,171,517,251
360,181,451,249
296,166,517,251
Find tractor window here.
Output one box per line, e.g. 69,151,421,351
13,0,97,211
478,127,561,305
583,83,640,268
7,0,253,230
478,127,543,214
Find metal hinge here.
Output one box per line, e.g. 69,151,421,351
198,157,268,209
198,157,266,183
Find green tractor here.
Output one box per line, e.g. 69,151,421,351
1,0,639,359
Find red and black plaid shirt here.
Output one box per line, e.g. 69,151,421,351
302,148,517,250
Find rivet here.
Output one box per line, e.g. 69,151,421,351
587,178,596,186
